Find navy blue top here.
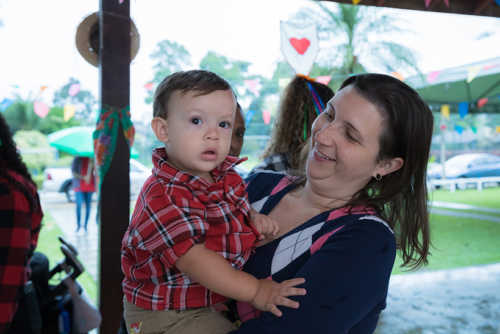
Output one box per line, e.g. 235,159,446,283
231,171,396,334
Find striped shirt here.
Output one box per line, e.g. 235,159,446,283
121,148,257,311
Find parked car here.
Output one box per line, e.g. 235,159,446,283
427,153,500,180
43,159,150,202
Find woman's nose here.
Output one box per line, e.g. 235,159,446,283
315,122,336,145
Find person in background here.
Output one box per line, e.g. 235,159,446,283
229,73,433,333
0,113,43,333
71,156,95,232
252,75,334,174
229,102,245,157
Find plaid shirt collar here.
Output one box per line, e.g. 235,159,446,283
152,147,246,188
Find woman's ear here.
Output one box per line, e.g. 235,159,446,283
151,117,169,143
376,157,404,178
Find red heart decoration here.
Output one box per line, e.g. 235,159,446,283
289,38,310,55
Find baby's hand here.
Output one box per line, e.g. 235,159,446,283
251,211,279,240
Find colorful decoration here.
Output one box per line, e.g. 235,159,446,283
427,71,440,83
40,85,48,93
0,98,14,111
454,125,464,134
440,124,447,131
93,106,135,192
390,72,405,82
467,65,482,83
471,126,477,134
119,0,124,3
144,82,154,91
440,104,450,119
262,109,271,124
64,104,76,121
496,126,500,133
315,76,331,85
425,0,432,8
280,20,319,75
68,83,81,97
244,79,261,95
495,0,500,5
458,102,468,118
352,0,362,4
443,0,449,7
477,98,488,108
245,109,256,125
33,101,49,118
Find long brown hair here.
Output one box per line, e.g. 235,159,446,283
341,74,434,269
263,76,334,171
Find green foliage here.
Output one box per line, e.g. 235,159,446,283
52,77,97,123
145,40,192,104
3,100,41,132
13,130,53,175
199,51,251,93
38,106,81,134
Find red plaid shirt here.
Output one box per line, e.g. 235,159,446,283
121,148,257,311
0,170,42,333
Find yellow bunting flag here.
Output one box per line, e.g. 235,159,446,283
467,65,482,83
352,0,362,4
64,104,76,121
496,126,500,133
441,104,450,119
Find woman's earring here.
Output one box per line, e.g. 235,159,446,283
375,174,382,181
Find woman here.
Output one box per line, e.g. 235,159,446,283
254,75,334,173
231,74,433,333
0,113,43,332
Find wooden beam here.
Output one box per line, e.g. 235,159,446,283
98,0,131,333
321,0,500,17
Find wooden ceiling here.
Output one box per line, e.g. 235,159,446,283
323,0,500,17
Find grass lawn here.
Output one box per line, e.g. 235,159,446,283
392,212,500,274
35,214,98,304
429,187,500,210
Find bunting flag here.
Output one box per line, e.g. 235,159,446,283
477,98,488,108
315,76,331,85
64,104,76,121
471,126,477,134
495,0,500,6
458,102,468,119
496,126,500,133
0,98,14,111
352,0,362,4
262,109,271,124
40,85,48,93
440,104,450,119
280,20,319,75
144,82,154,91
443,0,449,7
33,101,49,118
454,125,464,134
93,106,135,193
467,65,482,83
68,83,81,96
390,72,405,82
427,71,440,83
440,124,447,131
244,79,261,95
245,109,256,125
425,0,432,8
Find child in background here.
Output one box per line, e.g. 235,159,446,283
121,70,306,334
229,102,245,157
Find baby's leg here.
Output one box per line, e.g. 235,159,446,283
123,299,236,334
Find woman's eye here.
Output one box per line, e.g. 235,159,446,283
219,121,231,129
191,117,202,125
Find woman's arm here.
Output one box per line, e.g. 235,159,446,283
232,221,396,333
177,244,306,317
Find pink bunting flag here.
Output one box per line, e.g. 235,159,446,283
244,79,260,95
33,101,49,118
440,124,446,131
68,83,81,96
443,0,449,7
477,98,488,108
315,76,331,85
427,71,440,83
425,0,432,8
390,72,405,82
262,110,271,124
144,82,154,91
119,0,124,3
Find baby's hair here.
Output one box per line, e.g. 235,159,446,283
153,70,234,119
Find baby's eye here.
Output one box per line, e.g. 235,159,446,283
219,121,231,129
191,117,202,125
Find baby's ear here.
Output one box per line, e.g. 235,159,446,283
151,117,169,142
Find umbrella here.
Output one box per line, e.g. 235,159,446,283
48,126,139,158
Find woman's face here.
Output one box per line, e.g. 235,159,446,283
306,85,391,197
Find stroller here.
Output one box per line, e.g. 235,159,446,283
10,237,101,334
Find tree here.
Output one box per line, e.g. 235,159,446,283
145,40,192,104
199,51,252,94
52,77,97,122
2,99,40,133
294,2,420,78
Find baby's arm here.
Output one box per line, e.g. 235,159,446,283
176,244,306,317
250,209,279,241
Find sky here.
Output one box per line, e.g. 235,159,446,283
1,0,500,123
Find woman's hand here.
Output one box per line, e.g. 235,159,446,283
251,278,306,317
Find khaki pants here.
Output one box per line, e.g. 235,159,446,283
123,298,237,334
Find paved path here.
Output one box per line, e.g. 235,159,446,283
41,192,500,333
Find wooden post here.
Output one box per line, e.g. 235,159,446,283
98,1,131,332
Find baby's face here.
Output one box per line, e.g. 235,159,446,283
161,89,236,181
229,107,245,157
